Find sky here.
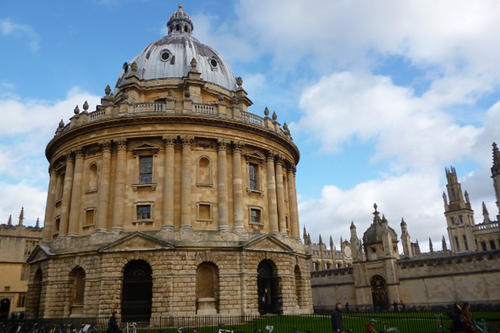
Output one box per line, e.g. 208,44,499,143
1,0,499,252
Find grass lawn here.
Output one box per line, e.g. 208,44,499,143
94,312,500,333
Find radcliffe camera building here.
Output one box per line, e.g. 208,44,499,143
26,5,313,322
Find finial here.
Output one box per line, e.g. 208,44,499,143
374,203,378,211
429,237,433,252
283,122,289,130
105,84,111,96
190,57,197,70
493,142,500,164
7,214,12,226
236,77,243,87
74,105,80,115
482,201,491,223
264,107,270,116
272,111,277,121
350,221,356,229
179,3,183,9
442,235,448,251
400,218,406,226
58,119,64,128
319,234,323,244
131,62,137,72
83,101,89,112
35,217,40,228
18,207,24,226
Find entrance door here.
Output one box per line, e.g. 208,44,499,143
121,260,152,322
0,298,10,320
370,275,388,310
257,260,281,315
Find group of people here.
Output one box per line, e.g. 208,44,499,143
450,302,476,333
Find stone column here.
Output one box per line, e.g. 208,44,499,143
232,142,244,232
112,139,127,231
68,149,84,235
288,167,300,239
217,140,230,232
266,151,279,234
42,168,57,241
162,136,175,230
275,157,287,236
96,141,111,232
181,136,193,230
60,153,74,236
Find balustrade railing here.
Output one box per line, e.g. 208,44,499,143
133,102,166,113
241,111,264,126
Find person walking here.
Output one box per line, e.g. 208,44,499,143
331,302,344,333
450,303,463,333
107,311,121,333
460,303,475,333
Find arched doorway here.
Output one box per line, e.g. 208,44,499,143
257,259,281,315
370,275,388,310
0,298,10,320
32,269,43,319
121,260,152,322
196,262,219,315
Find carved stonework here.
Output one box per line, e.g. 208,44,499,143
115,139,127,151
217,140,228,151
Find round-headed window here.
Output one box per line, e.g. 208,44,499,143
160,49,171,62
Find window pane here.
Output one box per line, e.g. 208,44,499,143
250,208,261,223
140,156,153,184
137,205,151,220
249,164,257,190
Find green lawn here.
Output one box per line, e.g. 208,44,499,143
93,312,500,333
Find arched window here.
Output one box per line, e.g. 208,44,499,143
196,262,219,314
87,164,98,192
69,267,85,316
294,265,302,308
197,156,212,185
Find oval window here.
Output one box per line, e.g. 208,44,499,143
210,58,217,67
160,49,171,62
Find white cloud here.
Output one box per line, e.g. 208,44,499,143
0,88,101,226
295,71,499,250
233,0,500,77
0,18,40,51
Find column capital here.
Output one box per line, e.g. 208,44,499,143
266,150,276,160
115,138,128,151
48,166,58,176
287,165,297,174
217,139,229,151
162,135,176,147
72,148,84,158
100,140,112,152
232,141,243,153
275,154,286,166
181,136,194,146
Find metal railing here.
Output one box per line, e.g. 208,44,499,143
2,310,499,332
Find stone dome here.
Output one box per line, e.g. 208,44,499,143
116,4,237,91
363,205,398,245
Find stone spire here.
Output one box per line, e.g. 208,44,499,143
442,235,448,252
329,235,334,250
35,217,40,228
464,190,470,205
429,237,433,253
319,234,323,244
303,226,307,241
400,218,412,258
442,192,448,209
7,214,12,226
482,201,491,224
18,207,24,226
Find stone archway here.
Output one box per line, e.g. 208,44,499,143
121,260,152,322
257,259,281,315
370,275,388,310
196,262,219,315
0,298,10,320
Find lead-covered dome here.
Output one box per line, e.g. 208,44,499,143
116,4,237,91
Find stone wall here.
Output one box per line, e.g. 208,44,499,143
310,250,500,308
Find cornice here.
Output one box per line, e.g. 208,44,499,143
46,114,300,163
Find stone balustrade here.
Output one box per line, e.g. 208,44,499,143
59,102,289,140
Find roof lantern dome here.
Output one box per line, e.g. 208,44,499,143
115,4,237,91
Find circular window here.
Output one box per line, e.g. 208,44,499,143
210,58,217,67
160,49,171,62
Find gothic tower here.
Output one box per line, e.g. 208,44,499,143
443,167,476,253
492,142,500,221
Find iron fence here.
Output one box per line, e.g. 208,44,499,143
0,311,499,333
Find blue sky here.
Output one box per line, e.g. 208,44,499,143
1,0,500,251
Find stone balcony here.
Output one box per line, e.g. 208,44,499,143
56,101,293,141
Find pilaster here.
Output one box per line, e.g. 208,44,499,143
217,140,230,232
181,136,194,230
68,149,84,235
162,136,176,230
288,166,300,239
96,141,111,232
275,156,287,236
232,142,244,232
266,151,279,234
60,153,74,236
112,139,127,232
